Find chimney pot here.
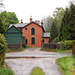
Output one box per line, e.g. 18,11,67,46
30,16,32,23
21,19,23,23
41,20,43,27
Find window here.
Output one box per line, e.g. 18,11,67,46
26,39,28,44
31,28,35,35
49,40,50,43
25,28,27,30
42,39,44,43
31,37,35,44
20,28,22,32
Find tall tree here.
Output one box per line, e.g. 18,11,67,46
50,22,58,41
67,3,75,40
59,8,70,41
0,11,19,30
0,17,5,33
43,16,54,32
59,3,75,40
53,7,65,31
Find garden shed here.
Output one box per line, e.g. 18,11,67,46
4,25,26,49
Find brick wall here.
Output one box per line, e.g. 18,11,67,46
20,23,44,47
42,37,50,43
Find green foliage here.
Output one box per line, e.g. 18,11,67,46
53,7,65,32
31,67,45,75
54,37,59,43
43,16,54,32
67,3,75,40
60,40,73,50
0,11,19,31
0,17,5,34
0,68,14,75
59,3,75,41
50,22,58,41
57,56,75,75
0,34,7,67
59,8,70,41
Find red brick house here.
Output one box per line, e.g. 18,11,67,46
10,17,50,47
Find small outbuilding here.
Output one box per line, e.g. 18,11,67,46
4,25,26,49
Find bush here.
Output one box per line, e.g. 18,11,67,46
60,40,73,50
0,68,14,75
55,37,59,43
0,34,7,67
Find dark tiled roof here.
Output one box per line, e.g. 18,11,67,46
42,33,50,37
10,22,45,32
10,23,28,28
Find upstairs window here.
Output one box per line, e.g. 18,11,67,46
31,28,35,35
31,37,35,44
20,28,22,32
25,28,27,30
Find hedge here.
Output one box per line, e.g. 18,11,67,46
0,33,7,67
59,40,74,50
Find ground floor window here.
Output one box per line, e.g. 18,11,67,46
42,39,44,43
26,39,28,44
31,37,35,44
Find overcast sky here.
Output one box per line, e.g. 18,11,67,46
3,0,72,23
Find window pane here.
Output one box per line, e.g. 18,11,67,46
31,37,35,44
31,28,35,35
25,28,27,30
26,39,28,44
42,39,44,43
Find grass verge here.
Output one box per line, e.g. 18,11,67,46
0,68,14,75
57,56,75,75
6,48,25,53
56,50,72,53
31,67,45,75
41,48,72,53
40,49,57,52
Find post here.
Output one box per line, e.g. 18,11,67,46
20,40,22,48
72,41,75,55
41,40,43,49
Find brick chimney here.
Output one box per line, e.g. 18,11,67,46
30,16,32,23
21,19,23,24
41,20,43,27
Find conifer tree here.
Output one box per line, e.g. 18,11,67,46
50,22,58,41
67,3,75,40
59,8,70,41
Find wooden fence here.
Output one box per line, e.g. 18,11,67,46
41,40,60,49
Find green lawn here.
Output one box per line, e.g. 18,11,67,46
31,67,45,75
0,68,14,75
57,50,72,53
57,56,75,75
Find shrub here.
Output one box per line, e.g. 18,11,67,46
0,68,14,75
60,40,73,50
55,37,59,43
0,34,7,67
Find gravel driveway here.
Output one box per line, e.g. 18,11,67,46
5,58,61,75
5,48,68,75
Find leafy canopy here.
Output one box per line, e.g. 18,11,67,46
0,11,19,31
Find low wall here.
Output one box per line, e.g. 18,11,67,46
8,44,26,49
41,43,60,49
7,44,20,49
